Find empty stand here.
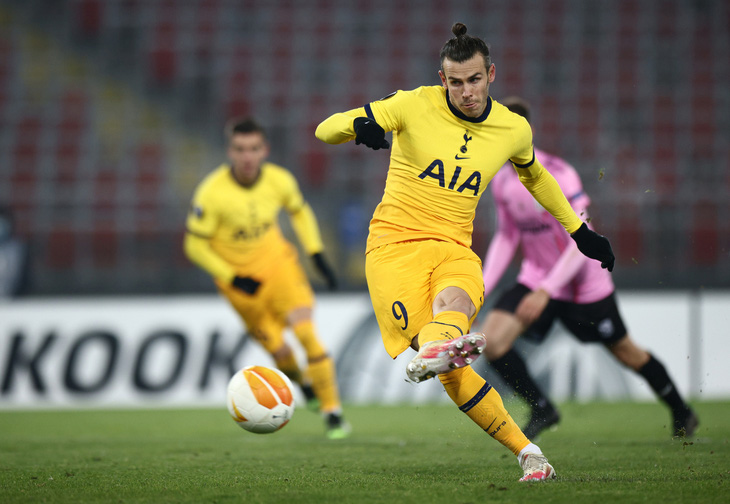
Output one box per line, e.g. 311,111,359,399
0,0,727,293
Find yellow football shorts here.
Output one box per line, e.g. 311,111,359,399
216,243,314,353
365,239,485,358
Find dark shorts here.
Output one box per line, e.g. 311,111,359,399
493,283,628,346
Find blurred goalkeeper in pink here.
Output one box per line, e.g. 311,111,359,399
479,96,698,440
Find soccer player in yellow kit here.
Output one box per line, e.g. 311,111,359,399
316,23,614,479
185,118,349,439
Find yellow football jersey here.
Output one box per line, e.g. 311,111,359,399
185,162,323,276
316,86,582,252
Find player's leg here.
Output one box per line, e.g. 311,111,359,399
429,316,554,480
241,315,305,389
217,279,312,402
482,284,561,438
406,286,487,381
413,288,550,478
438,366,555,481
268,335,313,401
287,306,346,430
393,243,554,481
608,335,698,437
564,292,698,437
274,248,348,439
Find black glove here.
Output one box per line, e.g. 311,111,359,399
353,117,390,150
571,223,615,272
311,252,337,290
232,275,261,294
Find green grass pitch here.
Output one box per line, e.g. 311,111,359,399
1,401,729,503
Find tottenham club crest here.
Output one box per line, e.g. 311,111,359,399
455,130,472,160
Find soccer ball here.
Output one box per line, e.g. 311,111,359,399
226,365,295,434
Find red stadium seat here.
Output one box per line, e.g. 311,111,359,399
149,47,176,85
691,202,718,265
12,139,40,205
45,228,76,269
93,171,118,212
74,0,103,39
303,150,329,187
578,95,599,154
616,206,642,265
539,96,561,152
56,118,86,148
60,89,89,119
134,144,163,208
55,144,81,182
148,19,177,85
91,226,118,267
500,47,524,91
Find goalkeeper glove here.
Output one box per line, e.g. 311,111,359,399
232,276,261,294
571,223,615,272
312,252,337,290
353,117,390,150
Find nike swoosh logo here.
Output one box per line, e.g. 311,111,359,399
455,155,470,160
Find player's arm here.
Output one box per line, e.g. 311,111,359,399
512,155,582,234
510,125,614,271
184,194,260,295
183,232,235,284
316,108,390,150
483,201,520,297
184,232,262,295
537,244,585,295
537,184,593,295
315,109,364,144
316,92,407,150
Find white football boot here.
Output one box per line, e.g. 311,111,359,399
518,452,556,482
406,332,487,383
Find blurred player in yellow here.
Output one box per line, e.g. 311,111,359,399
316,23,614,480
184,117,349,439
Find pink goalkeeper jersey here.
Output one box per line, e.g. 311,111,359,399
484,148,614,304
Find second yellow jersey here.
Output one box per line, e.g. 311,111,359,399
316,86,582,252
186,163,311,272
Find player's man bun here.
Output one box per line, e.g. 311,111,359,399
440,22,491,70
452,22,468,37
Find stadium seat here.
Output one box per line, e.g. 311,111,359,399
691,202,718,265
45,228,76,269
93,171,118,212
616,205,643,265
73,0,103,40
134,143,163,208
91,226,118,267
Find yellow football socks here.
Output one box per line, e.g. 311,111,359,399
273,345,304,384
306,356,341,412
417,310,470,346
292,320,326,357
416,310,530,456
440,366,530,455
292,320,341,413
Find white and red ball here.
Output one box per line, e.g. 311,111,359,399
226,365,295,434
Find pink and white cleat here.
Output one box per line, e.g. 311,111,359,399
518,452,556,482
406,332,487,383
